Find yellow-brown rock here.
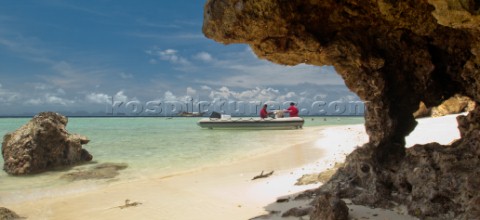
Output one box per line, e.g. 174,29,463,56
203,0,480,219
414,95,475,118
413,101,431,118
2,112,92,175
431,94,476,117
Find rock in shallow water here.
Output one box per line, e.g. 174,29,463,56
1,112,92,175
61,162,128,181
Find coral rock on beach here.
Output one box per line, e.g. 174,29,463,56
203,0,480,218
414,94,475,118
1,112,92,175
430,94,475,117
310,193,348,220
0,207,21,220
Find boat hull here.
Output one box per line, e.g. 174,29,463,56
196,117,304,129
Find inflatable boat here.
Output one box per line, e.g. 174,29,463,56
196,112,304,129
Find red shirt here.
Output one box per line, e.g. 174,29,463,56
287,106,299,117
260,108,268,118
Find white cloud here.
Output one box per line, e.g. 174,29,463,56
0,34,52,64
43,60,106,89
25,98,43,105
53,2,109,17
161,49,176,55
33,83,51,90
342,95,358,101
186,45,343,88
234,87,283,101
119,72,134,79
208,86,232,100
174,33,205,39
131,32,204,40
145,47,201,72
45,94,74,105
149,58,157,64
202,63,342,88
186,87,197,96
164,91,177,101
206,86,296,102
57,88,66,95
277,91,297,102
135,18,181,29
194,52,213,62
146,48,191,66
114,90,128,102
201,85,212,90
0,88,20,103
52,61,74,75
24,93,75,106
86,92,110,104
314,94,328,100
0,29,112,92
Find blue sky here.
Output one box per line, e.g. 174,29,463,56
0,1,358,116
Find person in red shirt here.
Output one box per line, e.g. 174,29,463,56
285,102,299,117
260,104,269,119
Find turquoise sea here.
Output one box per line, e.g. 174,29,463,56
0,116,364,204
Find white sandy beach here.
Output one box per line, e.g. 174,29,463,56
3,114,462,220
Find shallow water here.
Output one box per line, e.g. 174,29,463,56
0,116,363,203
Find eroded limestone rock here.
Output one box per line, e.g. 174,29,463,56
2,112,92,175
310,193,348,220
320,127,479,218
203,0,480,218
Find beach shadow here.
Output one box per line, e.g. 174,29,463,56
249,189,317,220
250,189,417,220
1,160,99,180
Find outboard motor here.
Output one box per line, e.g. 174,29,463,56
209,111,221,119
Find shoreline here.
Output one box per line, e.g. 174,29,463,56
0,119,325,204
2,126,328,219
3,114,461,219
